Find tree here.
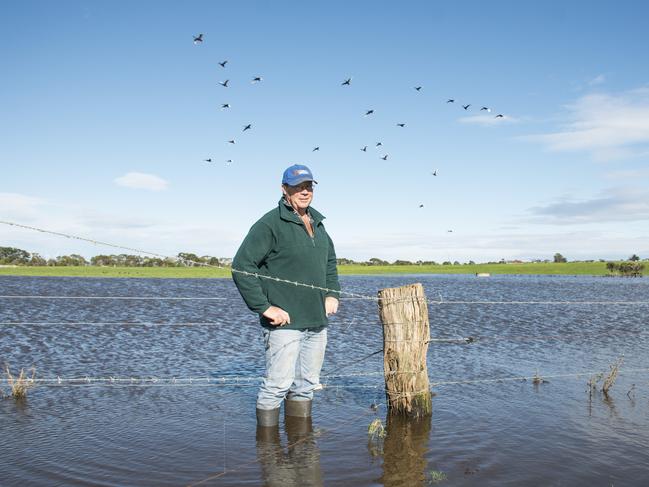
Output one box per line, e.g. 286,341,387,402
368,257,389,266
553,253,567,263
0,246,30,264
91,254,115,266
629,254,640,261
55,254,88,266
206,257,221,266
29,253,47,266
177,252,201,265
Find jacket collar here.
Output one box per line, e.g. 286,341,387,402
278,197,325,225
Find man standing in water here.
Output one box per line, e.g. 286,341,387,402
232,164,340,427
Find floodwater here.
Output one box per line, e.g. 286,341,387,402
1,274,648,486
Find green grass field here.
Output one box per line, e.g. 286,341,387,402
0,262,645,278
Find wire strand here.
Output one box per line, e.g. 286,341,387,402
0,220,381,301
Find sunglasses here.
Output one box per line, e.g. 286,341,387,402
288,182,314,191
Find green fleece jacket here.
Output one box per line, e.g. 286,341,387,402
232,198,340,329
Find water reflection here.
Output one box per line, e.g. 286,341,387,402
377,414,432,486
2,275,649,485
256,417,323,486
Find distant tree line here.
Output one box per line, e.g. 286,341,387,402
1,246,646,270
0,246,231,267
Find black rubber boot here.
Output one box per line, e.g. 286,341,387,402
284,399,312,418
256,407,280,427
256,423,281,443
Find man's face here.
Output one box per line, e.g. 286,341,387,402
282,181,314,211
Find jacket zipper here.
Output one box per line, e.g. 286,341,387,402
304,222,316,246
293,208,316,246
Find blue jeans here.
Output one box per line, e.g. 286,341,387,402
257,326,327,410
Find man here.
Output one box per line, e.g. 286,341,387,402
232,164,340,428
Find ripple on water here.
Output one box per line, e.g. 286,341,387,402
1,275,648,485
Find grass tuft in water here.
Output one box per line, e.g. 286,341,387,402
3,365,36,400
428,469,447,484
602,357,623,397
532,369,548,385
367,418,386,457
368,418,386,439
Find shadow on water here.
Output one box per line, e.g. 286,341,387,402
376,414,432,487
256,416,323,487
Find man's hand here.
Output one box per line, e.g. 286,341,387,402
262,306,291,326
325,296,339,317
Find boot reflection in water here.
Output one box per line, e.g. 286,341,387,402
256,415,323,486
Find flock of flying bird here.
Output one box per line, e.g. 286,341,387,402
194,33,506,211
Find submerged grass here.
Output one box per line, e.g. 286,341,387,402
3,365,36,399
587,357,624,398
602,357,624,396
428,470,448,484
367,418,386,457
532,369,548,385
368,418,386,440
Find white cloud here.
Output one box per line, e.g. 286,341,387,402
588,74,606,86
0,192,47,221
114,172,169,191
524,87,649,160
603,168,649,180
0,192,241,260
458,114,519,126
524,187,649,224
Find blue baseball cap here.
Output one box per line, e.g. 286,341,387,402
282,164,318,186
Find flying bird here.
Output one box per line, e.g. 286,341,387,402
447,230,453,233
462,104,471,110
419,204,424,208
219,80,229,87
193,34,203,44
243,124,252,131
203,158,212,163
341,78,352,86
480,106,491,112
361,146,367,152
432,170,437,176
365,109,374,116
397,123,406,127
375,142,383,147
251,76,263,83
221,103,230,109
226,159,233,164
414,86,422,91
218,60,228,68
381,154,389,160
446,99,455,103
495,114,504,118
228,139,236,144
312,146,320,152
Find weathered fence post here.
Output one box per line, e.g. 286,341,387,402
377,283,432,417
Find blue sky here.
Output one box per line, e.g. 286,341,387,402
2,1,649,262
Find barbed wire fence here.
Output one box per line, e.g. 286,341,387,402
1,219,648,395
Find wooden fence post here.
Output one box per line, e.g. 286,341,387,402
377,283,432,417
